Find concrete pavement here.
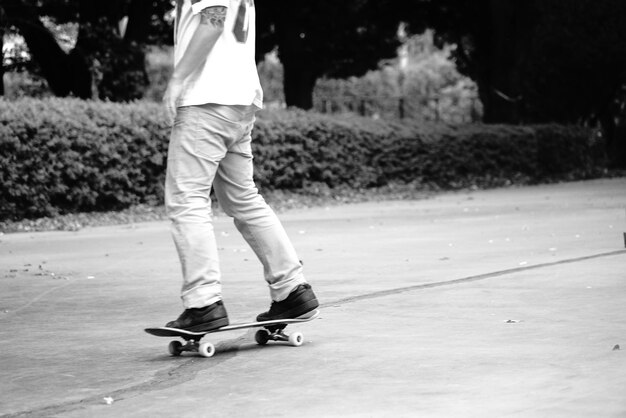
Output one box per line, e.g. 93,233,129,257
0,178,625,417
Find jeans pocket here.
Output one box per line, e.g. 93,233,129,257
193,135,226,161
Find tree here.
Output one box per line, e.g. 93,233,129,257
1,0,167,100
71,0,152,100
0,30,4,96
398,0,535,124
402,0,626,167
256,0,405,109
2,0,86,97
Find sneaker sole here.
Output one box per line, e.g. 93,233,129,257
295,309,319,320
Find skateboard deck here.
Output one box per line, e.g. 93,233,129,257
145,310,319,357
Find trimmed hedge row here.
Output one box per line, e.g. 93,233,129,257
0,98,605,221
253,110,604,189
0,99,169,220
375,123,605,188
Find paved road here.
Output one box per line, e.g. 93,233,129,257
1,178,625,417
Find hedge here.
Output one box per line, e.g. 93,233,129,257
0,98,169,220
253,110,605,189
0,98,606,221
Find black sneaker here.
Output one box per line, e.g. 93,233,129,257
166,300,229,332
257,284,319,322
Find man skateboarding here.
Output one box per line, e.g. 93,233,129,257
162,0,319,333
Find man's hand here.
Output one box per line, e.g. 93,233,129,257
163,77,185,125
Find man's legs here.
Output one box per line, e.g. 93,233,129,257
164,106,230,331
211,106,319,319
165,103,318,330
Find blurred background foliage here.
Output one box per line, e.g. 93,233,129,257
2,1,625,116
1,0,625,181
0,98,604,221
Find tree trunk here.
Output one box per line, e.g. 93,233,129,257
282,59,317,109
124,0,152,43
609,127,626,169
4,0,92,98
601,110,626,169
477,75,522,124
75,0,149,101
474,0,537,124
67,48,94,99
269,1,321,110
0,34,4,96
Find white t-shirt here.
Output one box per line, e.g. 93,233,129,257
174,0,263,108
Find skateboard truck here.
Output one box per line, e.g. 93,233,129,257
169,338,215,358
167,324,304,357
254,324,304,346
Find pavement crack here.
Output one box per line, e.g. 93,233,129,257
3,250,623,417
0,349,239,418
1,282,74,320
322,249,626,307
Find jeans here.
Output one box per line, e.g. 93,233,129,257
165,104,306,309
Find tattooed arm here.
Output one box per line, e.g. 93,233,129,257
164,6,227,122
172,6,226,81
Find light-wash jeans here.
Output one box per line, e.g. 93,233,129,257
165,104,306,309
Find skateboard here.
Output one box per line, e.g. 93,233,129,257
145,310,319,358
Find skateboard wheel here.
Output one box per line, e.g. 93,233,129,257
255,329,270,345
198,342,215,358
168,340,183,356
288,332,304,347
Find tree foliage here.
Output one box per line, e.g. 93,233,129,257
402,0,626,124
400,0,626,166
2,0,626,167
1,98,602,220
256,0,405,109
313,30,480,123
0,0,169,101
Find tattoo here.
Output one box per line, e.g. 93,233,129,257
199,6,227,29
